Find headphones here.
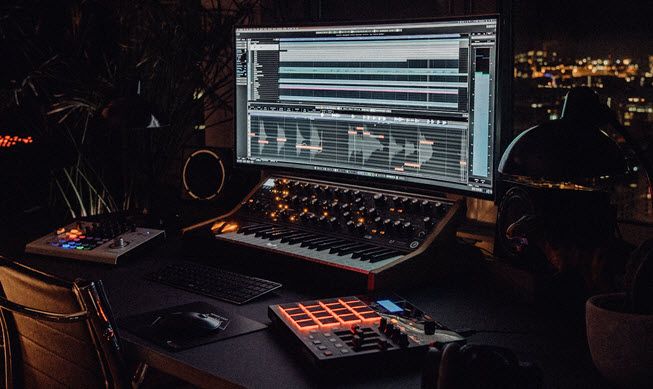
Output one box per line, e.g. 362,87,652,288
422,343,542,389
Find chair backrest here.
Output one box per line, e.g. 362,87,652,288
0,256,131,389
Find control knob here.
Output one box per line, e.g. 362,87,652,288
373,194,387,208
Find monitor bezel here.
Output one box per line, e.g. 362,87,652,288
232,14,504,200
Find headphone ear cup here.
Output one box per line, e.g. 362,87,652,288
458,345,521,389
437,342,463,389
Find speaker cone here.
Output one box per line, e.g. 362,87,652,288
182,149,225,200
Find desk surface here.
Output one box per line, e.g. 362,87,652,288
18,241,610,389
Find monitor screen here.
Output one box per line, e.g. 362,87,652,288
234,17,499,196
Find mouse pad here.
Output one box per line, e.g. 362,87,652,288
119,301,267,351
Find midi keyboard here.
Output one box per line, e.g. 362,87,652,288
185,175,463,290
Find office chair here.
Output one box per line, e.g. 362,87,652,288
0,255,148,389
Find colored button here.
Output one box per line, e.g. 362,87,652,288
284,308,303,315
291,314,310,321
297,320,318,328
339,314,360,323
317,345,327,350
312,340,321,344
323,351,333,356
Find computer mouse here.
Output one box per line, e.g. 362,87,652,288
150,311,223,339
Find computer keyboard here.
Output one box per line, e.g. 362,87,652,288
146,262,282,305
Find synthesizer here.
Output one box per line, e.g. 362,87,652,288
25,216,165,265
268,295,464,368
184,175,463,290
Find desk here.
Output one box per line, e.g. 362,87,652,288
17,241,610,389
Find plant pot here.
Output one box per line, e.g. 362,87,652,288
586,293,653,388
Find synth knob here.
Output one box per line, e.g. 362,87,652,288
306,184,317,197
290,195,300,207
309,198,319,210
339,188,351,200
409,198,420,211
390,327,402,342
373,194,387,208
318,215,328,228
392,220,402,233
424,320,437,335
346,220,356,232
308,214,318,225
112,237,127,248
366,207,378,218
421,200,432,213
423,216,437,230
354,222,366,236
433,202,445,215
372,216,382,228
398,333,409,347
399,197,410,208
352,334,363,350
401,222,414,235
342,211,352,222
328,217,339,230
379,317,387,332
353,197,364,207
319,200,329,211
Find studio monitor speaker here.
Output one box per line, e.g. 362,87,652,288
181,147,259,205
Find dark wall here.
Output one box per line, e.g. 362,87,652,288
260,0,498,23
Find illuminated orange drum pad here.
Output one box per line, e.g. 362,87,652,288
268,295,464,367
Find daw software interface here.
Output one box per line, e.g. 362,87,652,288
235,17,499,196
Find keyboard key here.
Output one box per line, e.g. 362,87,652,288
368,249,403,262
351,247,385,259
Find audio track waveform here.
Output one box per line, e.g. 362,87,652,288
249,115,467,183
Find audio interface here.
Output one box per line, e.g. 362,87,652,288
25,218,164,265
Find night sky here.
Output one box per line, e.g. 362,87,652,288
513,0,653,58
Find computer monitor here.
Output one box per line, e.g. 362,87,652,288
234,16,500,197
